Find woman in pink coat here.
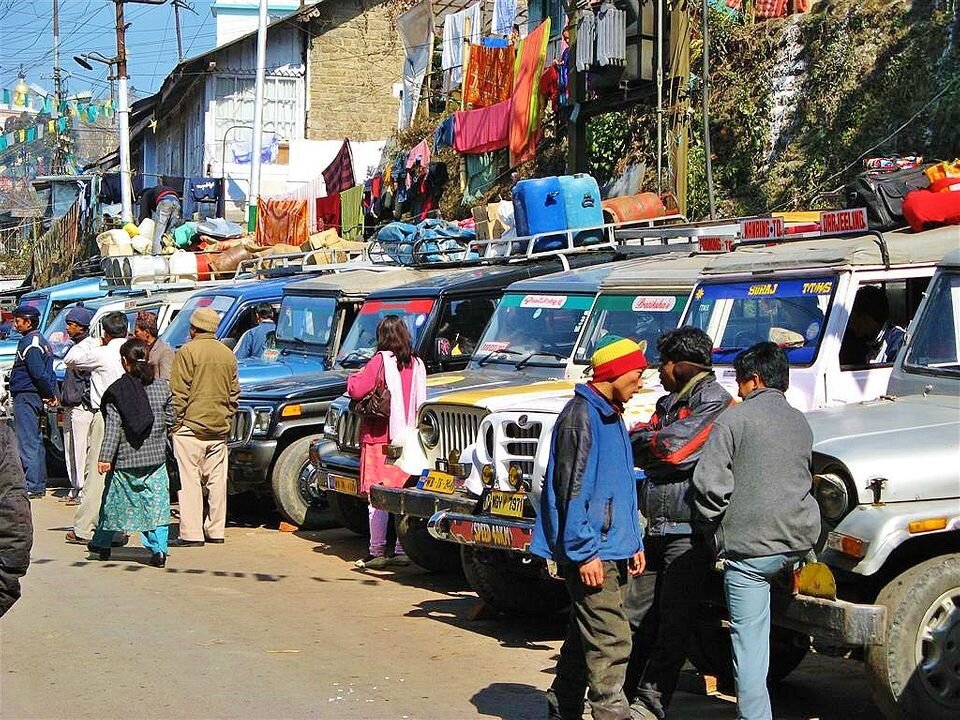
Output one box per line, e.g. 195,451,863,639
346,315,426,569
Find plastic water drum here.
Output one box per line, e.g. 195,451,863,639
168,250,199,281
512,176,567,252
124,256,169,285
558,174,604,245
601,193,666,224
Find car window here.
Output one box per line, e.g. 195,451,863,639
575,293,687,365
336,298,435,368
685,277,834,366
436,296,498,357
839,280,926,369
904,270,960,374
275,295,337,347
160,294,236,348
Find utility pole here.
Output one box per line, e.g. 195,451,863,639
173,0,184,60
52,0,67,174
115,0,134,223
701,0,716,219
248,0,268,231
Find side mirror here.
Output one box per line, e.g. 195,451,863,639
221,337,238,350
435,337,452,363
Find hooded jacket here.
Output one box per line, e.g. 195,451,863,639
9,330,56,398
531,383,644,565
631,372,733,535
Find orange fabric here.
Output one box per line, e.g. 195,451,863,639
255,198,309,247
463,43,516,109
509,20,550,167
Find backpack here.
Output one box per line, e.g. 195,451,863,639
844,164,935,231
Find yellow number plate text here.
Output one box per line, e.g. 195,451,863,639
489,490,525,518
328,474,359,496
421,470,456,494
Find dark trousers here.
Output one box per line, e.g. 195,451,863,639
624,534,713,718
547,560,633,720
13,393,45,494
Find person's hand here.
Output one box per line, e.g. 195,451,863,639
43,397,58,408
628,551,646,577
579,557,605,588
97,461,111,474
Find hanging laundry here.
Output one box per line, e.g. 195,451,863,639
753,0,789,18
340,185,365,241
315,194,342,233
322,139,356,195
539,64,560,110
434,116,455,150
462,151,506,205
482,37,510,49
510,20,551,167
189,177,222,202
256,198,309,247
397,0,435,128
454,99,511,154
576,12,596,71
463,43,516,109
406,139,432,172
441,3,482,91
595,4,627,67
491,0,519,37
231,134,278,164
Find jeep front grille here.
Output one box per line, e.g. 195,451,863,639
338,410,362,452
432,407,488,460
229,407,254,446
504,420,541,481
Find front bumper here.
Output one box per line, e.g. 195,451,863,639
428,510,536,553
317,453,362,498
227,440,278,490
370,485,478,518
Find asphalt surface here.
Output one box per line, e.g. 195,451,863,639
1,494,881,719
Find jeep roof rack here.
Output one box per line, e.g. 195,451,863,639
232,244,374,279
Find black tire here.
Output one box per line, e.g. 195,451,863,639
687,618,809,691
460,545,569,617
327,491,370,536
270,436,326,530
866,553,960,720
396,515,462,574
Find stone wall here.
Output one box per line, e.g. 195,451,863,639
306,0,406,141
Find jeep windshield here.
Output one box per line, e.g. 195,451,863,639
275,295,337,354
161,294,235,348
471,292,594,368
335,298,435,368
903,268,960,376
684,276,835,365
574,293,689,366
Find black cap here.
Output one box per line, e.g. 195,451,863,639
12,303,41,322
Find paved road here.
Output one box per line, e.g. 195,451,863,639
1,496,881,719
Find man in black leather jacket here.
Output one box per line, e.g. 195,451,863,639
625,327,733,719
1,421,33,618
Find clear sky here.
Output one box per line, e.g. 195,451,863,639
0,0,216,102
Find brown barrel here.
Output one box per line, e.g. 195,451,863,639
601,193,666,224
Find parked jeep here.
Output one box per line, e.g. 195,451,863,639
797,246,959,719
427,222,959,616
354,251,710,574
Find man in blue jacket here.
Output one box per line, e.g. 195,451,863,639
234,303,276,361
532,335,648,720
9,304,57,499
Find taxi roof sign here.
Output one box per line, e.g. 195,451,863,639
819,208,869,235
739,217,785,242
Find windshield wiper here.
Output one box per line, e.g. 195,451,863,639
477,348,522,366
515,350,567,369
338,349,372,367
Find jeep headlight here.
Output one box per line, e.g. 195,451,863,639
814,472,849,523
324,405,342,439
419,410,440,449
252,407,274,436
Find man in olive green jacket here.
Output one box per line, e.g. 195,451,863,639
169,308,240,546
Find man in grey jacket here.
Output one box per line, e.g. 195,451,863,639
692,342,820,720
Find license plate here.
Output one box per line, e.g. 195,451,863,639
488,490,525,518
420,470,456,494
328,473,358,496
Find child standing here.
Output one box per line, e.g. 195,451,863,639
531,335,648,720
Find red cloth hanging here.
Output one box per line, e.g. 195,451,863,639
510,20,550,167
315,194,342,233
453,100,511,154
255,198,309,247
463,43,516,108
322,139,355,195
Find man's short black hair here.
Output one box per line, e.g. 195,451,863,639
852,285,890,325
100,311,129,340
256,303,275,321
734,341,789,391
656,326,713,366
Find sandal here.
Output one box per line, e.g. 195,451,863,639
355,555,390,569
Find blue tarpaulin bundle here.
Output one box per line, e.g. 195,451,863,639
372,219,479,265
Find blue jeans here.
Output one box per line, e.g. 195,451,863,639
723,553,805,720
13,393,45,494
152,198,181,254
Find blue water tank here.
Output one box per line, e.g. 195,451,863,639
512,176,567,251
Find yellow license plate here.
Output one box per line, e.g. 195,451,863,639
328,474,358,496
421,470,456,494
488,490,525,518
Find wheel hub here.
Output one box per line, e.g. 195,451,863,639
915,585,960,708
296,461,323,506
